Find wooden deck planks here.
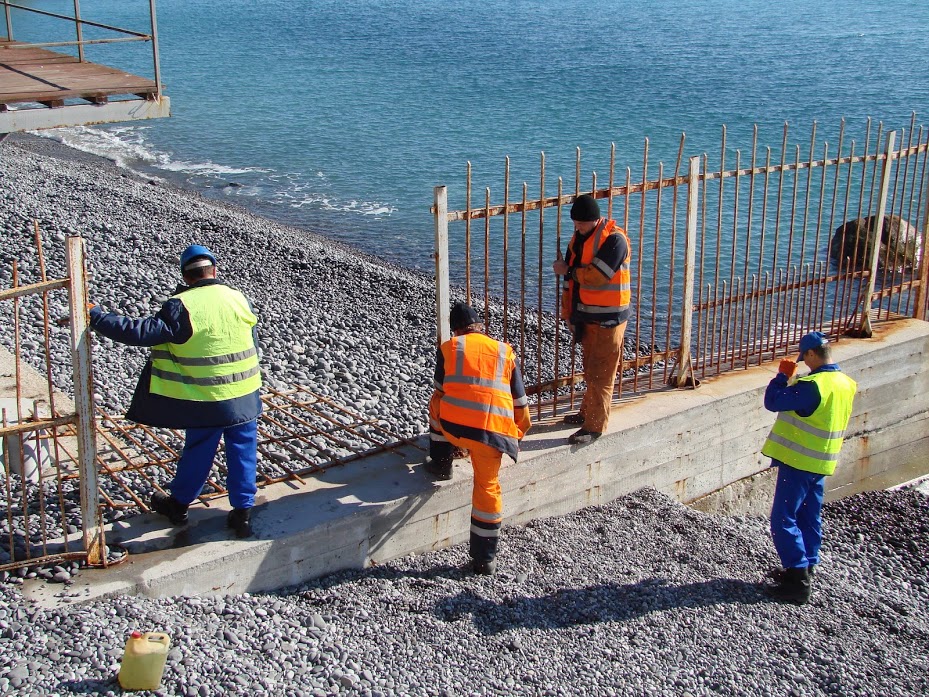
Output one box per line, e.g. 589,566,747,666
0,40,157,105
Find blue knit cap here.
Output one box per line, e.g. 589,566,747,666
797,331,828,361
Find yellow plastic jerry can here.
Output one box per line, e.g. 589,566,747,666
117,631,170,691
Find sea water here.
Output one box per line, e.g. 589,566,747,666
9,0,929,269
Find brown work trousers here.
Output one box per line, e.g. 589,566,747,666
578,321,628,434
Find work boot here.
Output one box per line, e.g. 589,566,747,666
768,564,817,583
562,412,585,426
226,508,253,538
568,429,601,445
424,458,453,481
766,566,811,605
150,491,189,525
472,558,497,576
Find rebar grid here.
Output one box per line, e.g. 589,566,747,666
51,385,424,513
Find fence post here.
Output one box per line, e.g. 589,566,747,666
858,130,896,337
913,154,929,321
434,186,451,345
65,236,103,566
676,156,700,387
4,1,13,42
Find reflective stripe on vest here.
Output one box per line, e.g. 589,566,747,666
761,371,857,476
566,219,632,315
438,333,519,449
150,284,261,402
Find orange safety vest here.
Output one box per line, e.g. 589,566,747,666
438,332,520,455
564,219,631,320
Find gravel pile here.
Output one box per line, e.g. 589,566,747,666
0,486,927,696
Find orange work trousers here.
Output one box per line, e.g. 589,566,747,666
578,321,628,433
446,433,503,563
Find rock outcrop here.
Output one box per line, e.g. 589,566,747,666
830,214,921,270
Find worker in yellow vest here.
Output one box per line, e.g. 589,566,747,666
552,194,632,445
89,244,262,538
425,302,532,575
761,331,857,604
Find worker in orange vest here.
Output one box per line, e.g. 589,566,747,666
552,194,632,444
425,302,532,575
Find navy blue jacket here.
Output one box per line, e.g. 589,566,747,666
89,279,262,429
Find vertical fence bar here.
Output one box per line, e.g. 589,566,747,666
434,187,450,344
65,236,103,566
553,177,563,417
72,0,85,61
483,189,491,326
536,153,546,420
502,157,510,343
914,140,929,320
519,182,528,363
5,0,14,41
677,156,700,387
859,131,896,336
149,0,163,98
465,162,472,304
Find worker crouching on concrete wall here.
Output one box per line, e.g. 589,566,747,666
88,244,262,538
425,302,532,575
761,331,857,604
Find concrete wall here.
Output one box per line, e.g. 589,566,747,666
27,319,929,603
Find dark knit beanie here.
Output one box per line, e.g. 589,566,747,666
570,194,600,222
450,302,481,331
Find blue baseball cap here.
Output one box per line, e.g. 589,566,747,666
179,244,216,273
797,331,828,361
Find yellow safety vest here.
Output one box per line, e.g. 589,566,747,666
762,371,857,476
149,284,261,403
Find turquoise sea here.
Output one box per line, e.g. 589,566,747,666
10,0,929,269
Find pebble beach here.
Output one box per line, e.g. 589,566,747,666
1,135,928,696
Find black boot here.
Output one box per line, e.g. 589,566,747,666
472,558,497,576
150,491,189,525
766,566,811,605
423,458,452,481
226,508,253,538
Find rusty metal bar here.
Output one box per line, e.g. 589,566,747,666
663,135,686,384
483,189,491,327
466,162,472,304
914,129,929,320
552,176,563,417
535,152,545,421
519,181,528,360
0,278,69,302
649,160,662,388
502,157,510,344
632,139,648,392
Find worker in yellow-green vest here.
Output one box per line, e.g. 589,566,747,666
89,245,262,538
761,331,857,605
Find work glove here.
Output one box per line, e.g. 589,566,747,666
778,358,797,379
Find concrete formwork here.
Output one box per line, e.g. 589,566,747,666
22,318,929,605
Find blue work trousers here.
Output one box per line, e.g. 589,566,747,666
770,460,825,569
169,420,258,509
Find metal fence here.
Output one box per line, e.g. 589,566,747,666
433,115,929,419
0,230,103,572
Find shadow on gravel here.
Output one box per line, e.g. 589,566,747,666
57,677,118,693
433,577,766,634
